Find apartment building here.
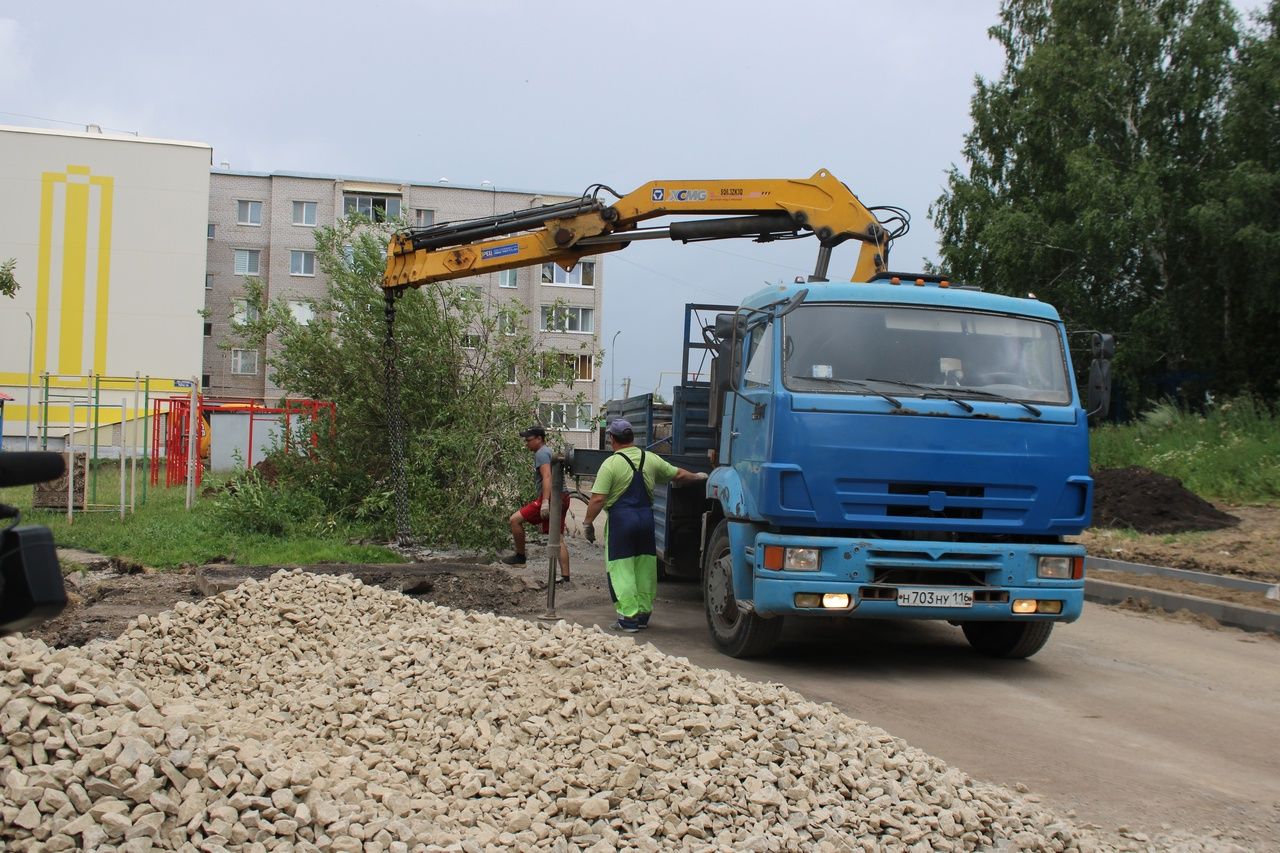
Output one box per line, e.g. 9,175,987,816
205,170,602,447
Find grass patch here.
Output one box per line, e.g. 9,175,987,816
1,467,401,569
1091,397,1280,505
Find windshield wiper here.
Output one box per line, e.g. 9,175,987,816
862,377,975,413
796,377,903,408
952,387,1042,417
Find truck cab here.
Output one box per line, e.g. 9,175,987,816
687,276,1094,658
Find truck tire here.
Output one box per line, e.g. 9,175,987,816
703,520,783,658
961,621,1054,659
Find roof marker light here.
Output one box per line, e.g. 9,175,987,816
915,278,925,286
940,280,950,288
890,276,901,285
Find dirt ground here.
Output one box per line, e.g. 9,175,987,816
22,472,1280,649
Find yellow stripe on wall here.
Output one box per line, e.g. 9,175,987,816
59,174,90,374
35,174,56,376
92,175,114,375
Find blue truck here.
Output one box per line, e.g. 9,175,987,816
380,169,1110,659
605,278,1110,659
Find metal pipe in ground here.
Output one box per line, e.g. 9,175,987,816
540,456,566,621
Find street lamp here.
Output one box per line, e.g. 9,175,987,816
610,330,622,402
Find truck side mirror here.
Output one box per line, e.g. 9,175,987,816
1086,334,1115,421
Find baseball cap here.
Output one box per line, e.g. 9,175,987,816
607,418,632,437
518,425,546,438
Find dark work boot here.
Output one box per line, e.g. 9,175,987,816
501,553,527,566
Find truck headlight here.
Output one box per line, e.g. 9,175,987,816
1037,556,1073,578
784,548,820,571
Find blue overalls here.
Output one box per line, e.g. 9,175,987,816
605,450,657,627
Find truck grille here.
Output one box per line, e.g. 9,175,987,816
834,479,1036,522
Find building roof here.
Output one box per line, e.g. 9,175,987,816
209,167,575,198
0,123,212,152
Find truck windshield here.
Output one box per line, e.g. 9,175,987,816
781,303,1071,406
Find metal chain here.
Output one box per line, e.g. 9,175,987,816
383,288,411,542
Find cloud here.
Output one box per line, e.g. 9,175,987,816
0,19,31,92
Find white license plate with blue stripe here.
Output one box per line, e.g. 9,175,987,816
896,588,974,608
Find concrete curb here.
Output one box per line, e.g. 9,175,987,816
1085,577,1280,634
1087,556,1277,593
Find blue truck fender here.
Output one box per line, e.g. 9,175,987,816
707,467,759,603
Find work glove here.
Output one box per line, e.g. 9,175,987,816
539,501,550,520
696,472,710,481
585,524,596,544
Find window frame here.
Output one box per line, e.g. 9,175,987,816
236,199,263,226
231,299,260,325
536,401,594,431
539,305,594,334
414,208,435,227
233,248,261,276
230,348,259,375
288,300,315,326
292,201,318,227
540,260,596,288
343,194,402,223
290,250,316,277
498,268,519,289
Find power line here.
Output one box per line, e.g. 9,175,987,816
0,111,139,136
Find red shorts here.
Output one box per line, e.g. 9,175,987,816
519,494,571,534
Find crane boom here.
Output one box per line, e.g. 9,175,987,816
383,169,900,290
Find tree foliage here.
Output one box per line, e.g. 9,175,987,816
0,258,17,299
230,216,590,548
932,0,1279,406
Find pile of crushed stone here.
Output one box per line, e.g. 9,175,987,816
0,570,1232,851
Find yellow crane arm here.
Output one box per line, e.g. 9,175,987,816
383,169,897,290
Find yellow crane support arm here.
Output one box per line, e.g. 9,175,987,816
383,169,899,290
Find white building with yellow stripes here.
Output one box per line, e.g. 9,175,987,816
0,125,211,450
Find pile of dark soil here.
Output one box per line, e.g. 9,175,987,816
1092,466,1239,534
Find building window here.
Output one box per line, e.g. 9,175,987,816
232,299,260,325
541,261,595,287
343,194,401,222
201,374,210,389
540,353,594,382
498,269,518,288
231,348,258,375
233,249,260,276
208,224,215,239
236,200,263,226
498,311,518,336
462,333,482,349
292,201,317,226
537,402,593,431
288,301,315,325
540,305,594,333
231,298,261,325
290,250,316,276
506,364,517,384
414,208,434,227
205,273,213,290
203,322,212,337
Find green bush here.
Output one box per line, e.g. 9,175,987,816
209,465,326,537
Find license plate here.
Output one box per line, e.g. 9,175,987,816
896,587,974,608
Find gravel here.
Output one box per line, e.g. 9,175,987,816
0,570,1237,851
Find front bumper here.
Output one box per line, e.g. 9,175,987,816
748,533,1085,621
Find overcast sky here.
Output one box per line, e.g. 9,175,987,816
0,1,1264,402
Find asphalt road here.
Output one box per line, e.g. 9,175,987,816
552,578,1280,848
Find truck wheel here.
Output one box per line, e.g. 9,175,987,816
961,621,1054,659
703,521,783,658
